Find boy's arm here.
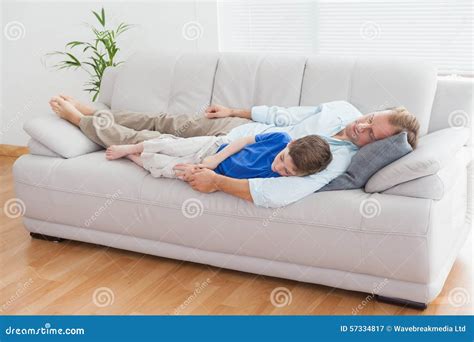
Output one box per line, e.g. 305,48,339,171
201,135,255,169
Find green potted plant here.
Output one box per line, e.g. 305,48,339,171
48,7,134,101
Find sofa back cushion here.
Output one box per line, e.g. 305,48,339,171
111,51,219,115
428,77,473,134
211,53,306,109
104,51,438,136
300,56,438,136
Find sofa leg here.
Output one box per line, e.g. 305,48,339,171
375,295,427,310
30,232,65,243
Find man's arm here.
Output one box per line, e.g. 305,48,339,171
205,104,251,119
179,167,253,202
205,103,323,126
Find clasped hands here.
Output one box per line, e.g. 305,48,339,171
173,155,221,193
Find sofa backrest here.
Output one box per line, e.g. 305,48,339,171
99,51,450,136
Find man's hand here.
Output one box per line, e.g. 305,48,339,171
174,163,253,202
174,164,219,192
205,104,233,119
188,168,219,193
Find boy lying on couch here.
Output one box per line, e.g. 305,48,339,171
104,132,333,181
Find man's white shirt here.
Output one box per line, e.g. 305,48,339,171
226,100,362,208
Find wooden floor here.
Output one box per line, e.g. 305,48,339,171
1,155,472,315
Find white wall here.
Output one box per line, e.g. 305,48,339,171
1,0,218,145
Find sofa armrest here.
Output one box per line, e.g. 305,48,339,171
366,127,471,193
381,146,471,200
23,114,103,158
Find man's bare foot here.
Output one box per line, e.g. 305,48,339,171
106,145,140,160
58,94,95,115
49,96,83,126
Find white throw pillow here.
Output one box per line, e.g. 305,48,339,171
365,127,470,193
24,115,102,158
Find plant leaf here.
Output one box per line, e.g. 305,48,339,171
66,41,85,49
101,7,106,26
65,53,81,66
92,9,105,27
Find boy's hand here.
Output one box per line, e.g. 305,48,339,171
174,163,199,181
204,104,232,119
198,155,220,170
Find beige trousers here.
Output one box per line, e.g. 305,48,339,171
79,109,251,148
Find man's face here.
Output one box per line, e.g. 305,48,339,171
271,146,299,177
344,112,399,147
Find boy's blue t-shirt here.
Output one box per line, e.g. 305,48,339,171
214,132,291,179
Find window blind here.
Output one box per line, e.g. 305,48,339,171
217,0,473,75
217,0,318,54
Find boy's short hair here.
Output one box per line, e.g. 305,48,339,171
288,135,333,176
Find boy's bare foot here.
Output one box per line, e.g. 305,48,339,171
106,145,139,160
49,96,83,126
58,94,95,115
126,153,143,167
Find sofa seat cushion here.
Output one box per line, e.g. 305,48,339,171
14,152,433,283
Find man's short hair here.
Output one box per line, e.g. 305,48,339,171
386,106,420,149
288,135,333,176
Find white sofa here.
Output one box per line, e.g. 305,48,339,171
13,52,473,308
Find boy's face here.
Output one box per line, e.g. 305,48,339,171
271,145,299,177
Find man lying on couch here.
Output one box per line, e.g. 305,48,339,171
49,95,420,208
